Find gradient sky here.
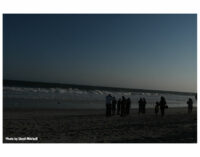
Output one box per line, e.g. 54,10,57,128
3,14,197,92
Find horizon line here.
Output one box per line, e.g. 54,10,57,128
3,79,196,95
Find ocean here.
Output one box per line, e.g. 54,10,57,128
3,80,197,109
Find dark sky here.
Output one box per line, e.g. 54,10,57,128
3,14,197,92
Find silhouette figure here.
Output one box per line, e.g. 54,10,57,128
117,98,122,115
112,96,117,115
187,98,193,113
155,101,160,116
106,94,112,117
121,96,126,117
126,98,131,115
160,96,167,117
142,98,146,113
138,98,143,114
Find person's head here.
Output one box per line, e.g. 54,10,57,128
122,96,125,100
119,98,121,101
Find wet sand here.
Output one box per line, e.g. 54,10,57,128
3,107,197,143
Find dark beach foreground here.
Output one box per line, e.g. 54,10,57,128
3,107,197,143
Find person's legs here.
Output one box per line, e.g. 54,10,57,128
117,107,120,115
108,104,111,116
161,108,164,116
113,105,115,115
120,108,123,116
138,105,141,114
121,106,124,116
110,104,112,116
106,104,109,116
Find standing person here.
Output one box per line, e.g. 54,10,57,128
160,96,167,117
126,98,131,115
124,98,128,116
187,98,193,113
138,98,143,114
155,101,160,116
117,98,122,115
121,96,126,117
105,94,112,117
142,98,146,113
112,96,117,115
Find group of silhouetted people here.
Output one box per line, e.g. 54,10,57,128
106,94,131,117
106,94,194,117
106,94,118,116
118,96,131,117
138,96,168,117
154,96,168,117
138,98,147,114
154,97,194,116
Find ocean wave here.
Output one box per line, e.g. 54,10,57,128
3,86,196,108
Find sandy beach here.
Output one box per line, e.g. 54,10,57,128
3,107,197,143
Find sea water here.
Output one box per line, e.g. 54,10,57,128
3,86,197,109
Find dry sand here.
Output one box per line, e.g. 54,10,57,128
3,107,197,143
